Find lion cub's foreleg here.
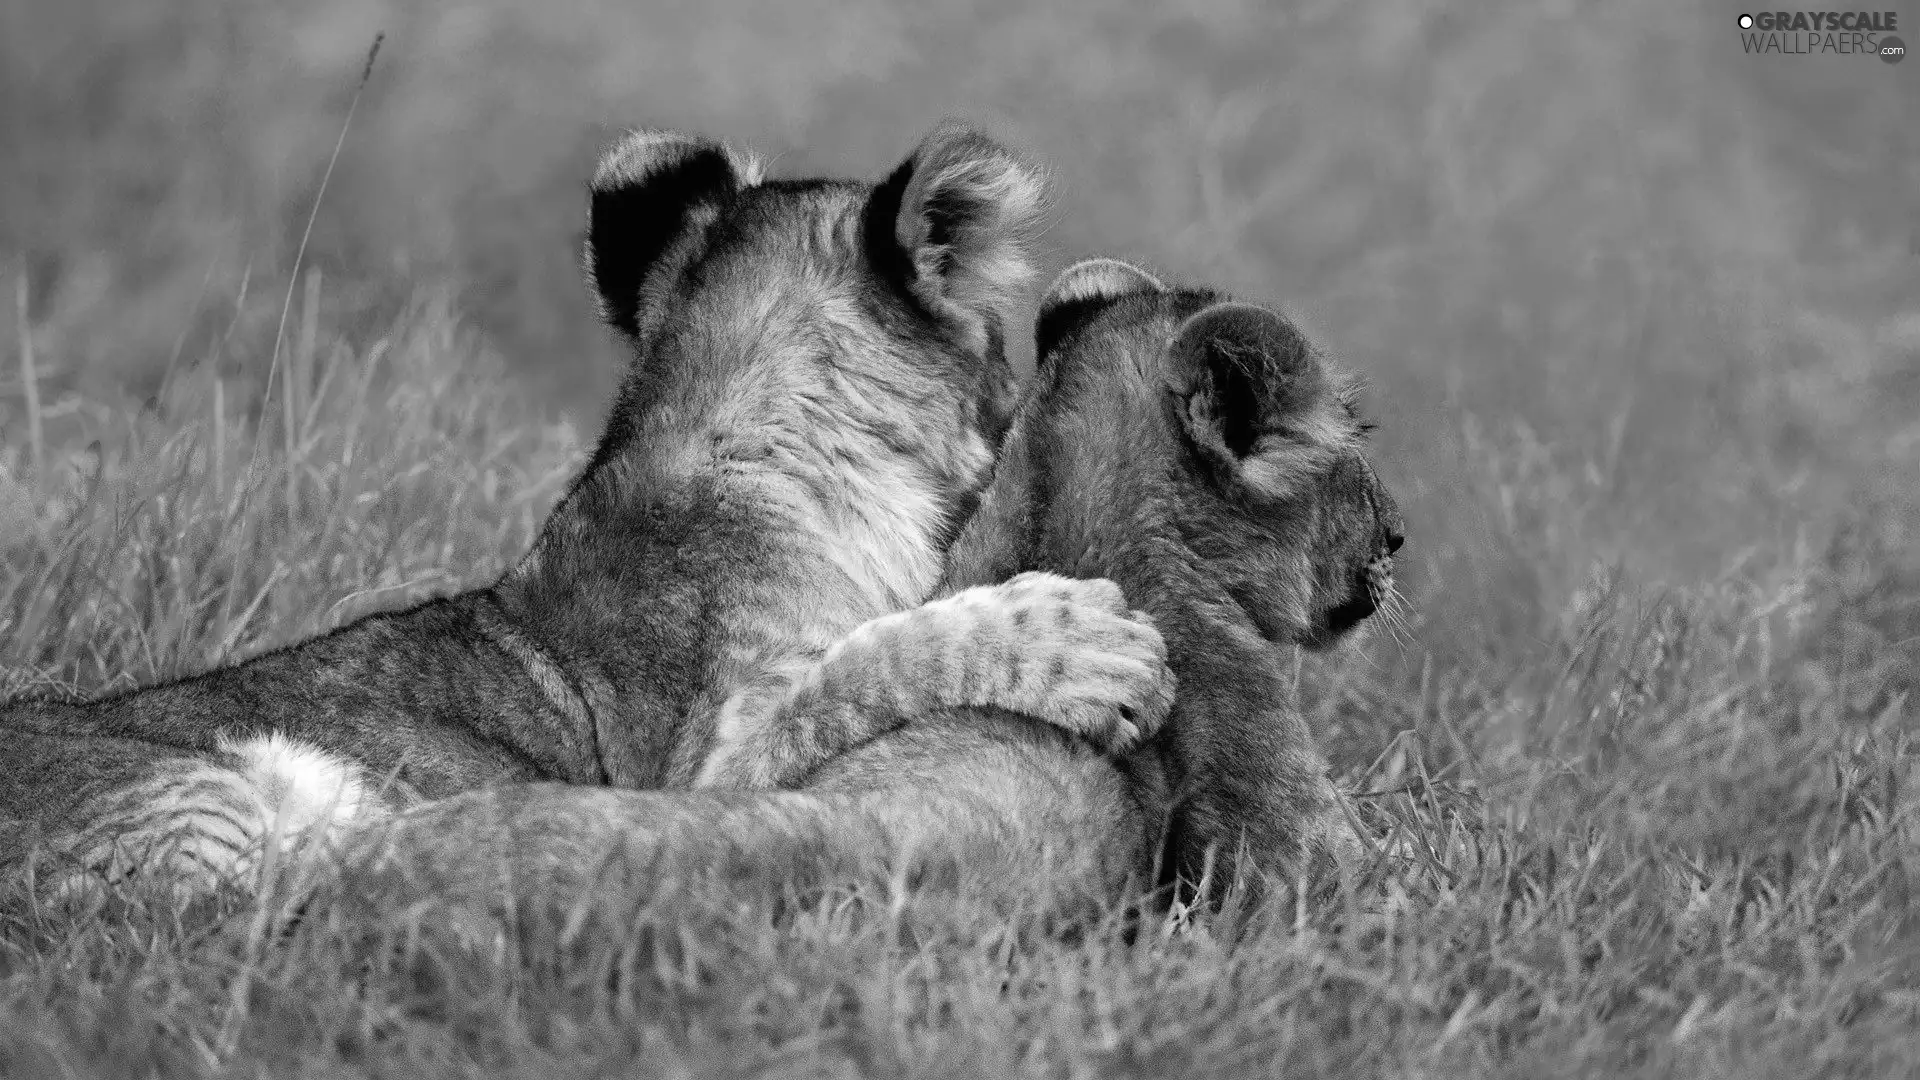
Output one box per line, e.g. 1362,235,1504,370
694,572,1175,790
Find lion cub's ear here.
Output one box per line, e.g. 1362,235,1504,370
1035,258,1164,361
866,121,1048,333
1167,302,1355,500
585,130,763,339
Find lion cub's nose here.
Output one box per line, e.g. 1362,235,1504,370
1384,530,1405,555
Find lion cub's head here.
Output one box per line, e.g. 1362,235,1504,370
962,257,1404,652
577,123,1047,526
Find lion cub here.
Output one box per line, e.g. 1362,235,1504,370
329,258,1404,916
1,125,1170,904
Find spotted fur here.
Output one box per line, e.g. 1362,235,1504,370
695,571,1176,789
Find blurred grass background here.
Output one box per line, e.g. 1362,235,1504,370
2,0,1914,652
2,1,1918,1074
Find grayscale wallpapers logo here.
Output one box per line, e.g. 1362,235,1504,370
1736,11,1905,61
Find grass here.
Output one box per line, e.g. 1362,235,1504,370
2,0,1917,1075
0,245,1914,1080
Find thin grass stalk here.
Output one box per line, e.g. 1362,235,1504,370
222,32,383,631
16,270,41,496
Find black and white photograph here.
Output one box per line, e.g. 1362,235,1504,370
0,1,1914,1075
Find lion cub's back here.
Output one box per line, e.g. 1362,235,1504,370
807,710,1165,892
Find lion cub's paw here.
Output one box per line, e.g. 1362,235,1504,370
949,571,1175,753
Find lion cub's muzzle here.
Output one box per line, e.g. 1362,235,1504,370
1319,528,1403,643
1323,574,1379,636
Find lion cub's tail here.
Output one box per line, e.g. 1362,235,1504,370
31,733,387,906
